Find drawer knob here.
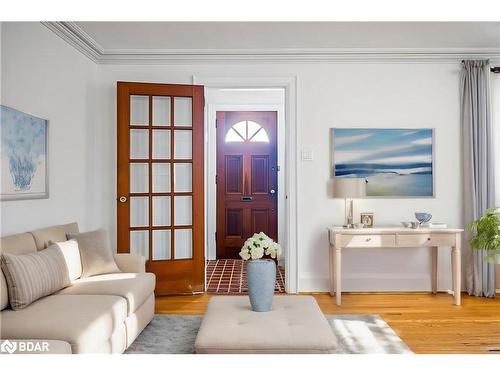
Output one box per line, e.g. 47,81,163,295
427,237,431,241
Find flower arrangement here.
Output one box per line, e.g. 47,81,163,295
239,232,282,260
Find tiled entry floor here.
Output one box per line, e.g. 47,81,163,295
206,259,286,294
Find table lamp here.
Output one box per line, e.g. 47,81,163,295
333,178,367,228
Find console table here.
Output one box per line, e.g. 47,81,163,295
327,227,463,306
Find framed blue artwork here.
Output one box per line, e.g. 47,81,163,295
1,105,49,200
332,128,434,197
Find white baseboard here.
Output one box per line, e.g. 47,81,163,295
299,274,454,293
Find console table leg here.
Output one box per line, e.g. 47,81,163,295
431,246,438,294
329,245,335,297
452,237,461,305
335,246,341,305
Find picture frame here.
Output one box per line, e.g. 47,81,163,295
360,213,374,228
1,105,49,201
331,128,435,198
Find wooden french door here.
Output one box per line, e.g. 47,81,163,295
216,111,278,259
117,82,205,295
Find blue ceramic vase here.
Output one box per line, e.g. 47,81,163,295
247,259,276,312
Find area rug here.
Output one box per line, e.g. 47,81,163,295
125,314,412,354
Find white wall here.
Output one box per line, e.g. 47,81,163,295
1,23,98,235
95,62,462,292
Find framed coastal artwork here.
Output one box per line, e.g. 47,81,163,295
332,128,434,197
1,105,49,200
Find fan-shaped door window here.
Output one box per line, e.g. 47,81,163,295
225,120,270,143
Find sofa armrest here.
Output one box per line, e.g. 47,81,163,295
114,253,146,273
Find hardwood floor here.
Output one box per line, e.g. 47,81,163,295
155,292,500,354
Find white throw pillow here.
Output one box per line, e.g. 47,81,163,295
50,239,82,282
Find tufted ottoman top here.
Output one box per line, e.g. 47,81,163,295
194,295,338,354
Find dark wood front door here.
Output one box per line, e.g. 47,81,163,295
216,111,278,259
117,82,205,295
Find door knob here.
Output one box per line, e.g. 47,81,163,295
119,196,127,203
270,189,276,195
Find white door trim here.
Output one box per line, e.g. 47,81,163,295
193,75,299,294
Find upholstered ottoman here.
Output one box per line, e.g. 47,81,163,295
194,295,338,354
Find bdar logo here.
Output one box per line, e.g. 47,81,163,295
1,340,17,354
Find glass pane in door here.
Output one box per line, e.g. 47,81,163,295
130,163,149,193
174,196,192,225
152,163,170,192
152,196,171,226
174,229,192,259
174,97,192,126
130,95,149,126
152,96,171,126
130,197,149,227
130,231,149,259
152,130,171,159
173,163,192,192
174,130,192,159
130,129,149,159
153,230,171,260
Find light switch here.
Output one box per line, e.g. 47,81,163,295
301,150,314,161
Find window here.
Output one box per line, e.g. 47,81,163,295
225,120,269,143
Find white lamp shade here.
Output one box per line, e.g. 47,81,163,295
333,178,367,198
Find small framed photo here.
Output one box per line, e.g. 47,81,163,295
361,212,374,228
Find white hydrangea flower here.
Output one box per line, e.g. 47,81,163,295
265,246,277,259
239,232,282,261
250,246,264,260
239,249,251,260
275,243,282,258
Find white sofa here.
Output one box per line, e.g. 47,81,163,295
0,223,155,354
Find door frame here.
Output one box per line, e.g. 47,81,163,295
193,75,298,294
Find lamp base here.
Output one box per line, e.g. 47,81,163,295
342,223,355,229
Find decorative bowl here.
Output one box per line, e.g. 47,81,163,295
401,221,411,228
415,212,432,224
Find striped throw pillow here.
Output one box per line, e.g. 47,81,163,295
0,245,71,310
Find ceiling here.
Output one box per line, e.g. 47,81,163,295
43,22,500,63
76,22,500,50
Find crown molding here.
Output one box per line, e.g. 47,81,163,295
42,21,104,62
43,22,500,65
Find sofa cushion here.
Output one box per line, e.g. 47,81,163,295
0,233,37,255
50,239,82,281
1,245,71,310
57,272,156,315
68,229,120,277
31,222,79,251
0,294,127,353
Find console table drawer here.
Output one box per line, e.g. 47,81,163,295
340,234,396,248
397,234,456,247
